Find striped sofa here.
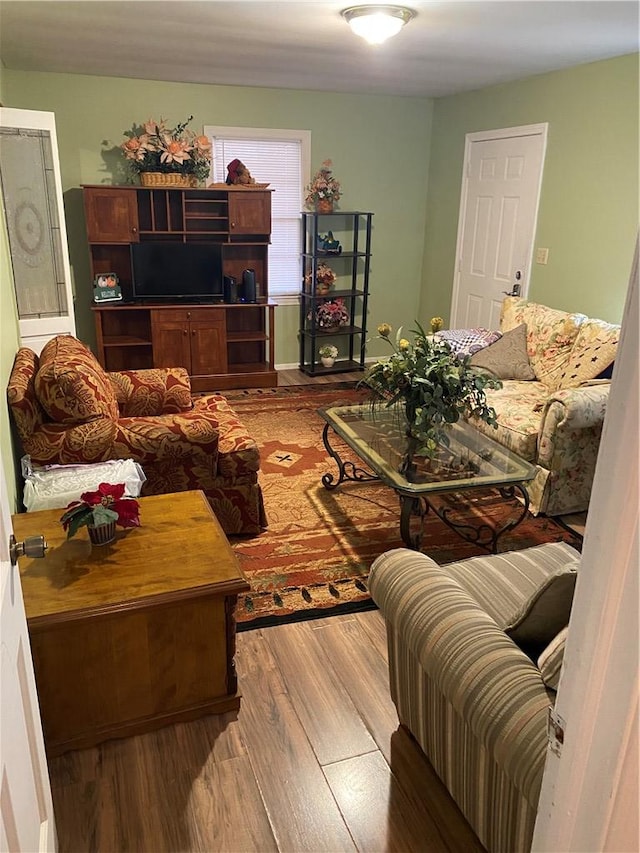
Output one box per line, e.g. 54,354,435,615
369,541,580,853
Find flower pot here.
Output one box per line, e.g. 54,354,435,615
321,357,336,368
316,199,334,214
140,172,193,188
88,521,117,546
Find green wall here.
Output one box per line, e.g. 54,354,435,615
421,53,639,325
2,70,434,364
2,54,638,501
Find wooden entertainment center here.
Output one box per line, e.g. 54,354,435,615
83,184,277,391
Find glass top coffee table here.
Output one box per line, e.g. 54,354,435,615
319,403,537,552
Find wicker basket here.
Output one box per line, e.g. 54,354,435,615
140,172,194,188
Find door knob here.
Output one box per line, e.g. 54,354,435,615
503,282,522,297
9,534,48,567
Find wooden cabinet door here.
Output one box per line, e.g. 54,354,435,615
228,192,271,235
151,311,191,370
83,187,139,243
189,310,227,376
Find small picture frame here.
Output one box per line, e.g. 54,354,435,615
93,273,122,303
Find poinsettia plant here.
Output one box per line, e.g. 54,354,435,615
60,483,140,539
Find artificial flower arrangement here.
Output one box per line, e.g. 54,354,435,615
305,159,342,209
318,344,338,360
120,116,212,182
362,322,501,459
313,298,350,329
60,483,140,539
304,262,337,294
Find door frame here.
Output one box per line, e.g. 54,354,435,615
532,239,638,851
449,122,548,327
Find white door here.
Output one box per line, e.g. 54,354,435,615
0,107,76,354
0,468,56,852
450,123,547,330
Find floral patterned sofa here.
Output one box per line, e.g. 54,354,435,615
469,297,620,516
7,335,266,535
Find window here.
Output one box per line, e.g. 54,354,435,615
204,126,310,302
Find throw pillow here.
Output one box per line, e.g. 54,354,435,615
524,303,584,390
436,328,502,358
469,324,536,380
35,335,119,424
556,317,620,389
538,626,569,691
504,563,578,649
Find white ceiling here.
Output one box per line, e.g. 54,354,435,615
0,1,638,98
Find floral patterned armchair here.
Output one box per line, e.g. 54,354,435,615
7,335,266,535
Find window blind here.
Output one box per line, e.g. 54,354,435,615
210,135,304,299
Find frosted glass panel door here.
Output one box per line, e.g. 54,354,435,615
0,108,75,353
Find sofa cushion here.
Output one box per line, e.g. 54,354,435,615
525,304,584,390
537,626,569,690
473,380,550,461
504,562,578,649
470,324,536,380
500,298,584,391
435,328,502,358
36,336,119,424
557,317,620,389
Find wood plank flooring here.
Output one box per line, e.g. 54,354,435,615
277,367,366,387
48,610,485,852
47,369,581,850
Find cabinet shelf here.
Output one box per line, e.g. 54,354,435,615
302,252,368,259
299,211,372,376
83,185,276,390
227,330,269,343
301,289,365,300
228,362,272,374
103,336,152,347
301,359,365,377
305,324,365,337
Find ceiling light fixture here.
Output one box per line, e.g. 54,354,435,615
341,5,415,45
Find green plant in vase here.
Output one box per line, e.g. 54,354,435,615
319,344,338,367
362,322,501,470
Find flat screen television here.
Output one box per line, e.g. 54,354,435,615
131,242,223,302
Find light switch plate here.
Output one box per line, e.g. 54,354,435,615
536,247,549,265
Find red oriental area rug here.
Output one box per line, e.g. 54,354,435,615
225,385,582,631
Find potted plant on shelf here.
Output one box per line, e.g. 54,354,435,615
305,159,341,213
60,483,141,546
319,344,339,368
313,298,350,330
120,116,212,187
304,262,337,296
362,323,501,471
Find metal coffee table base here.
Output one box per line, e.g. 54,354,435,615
397,486,530,553
321,423,530,553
